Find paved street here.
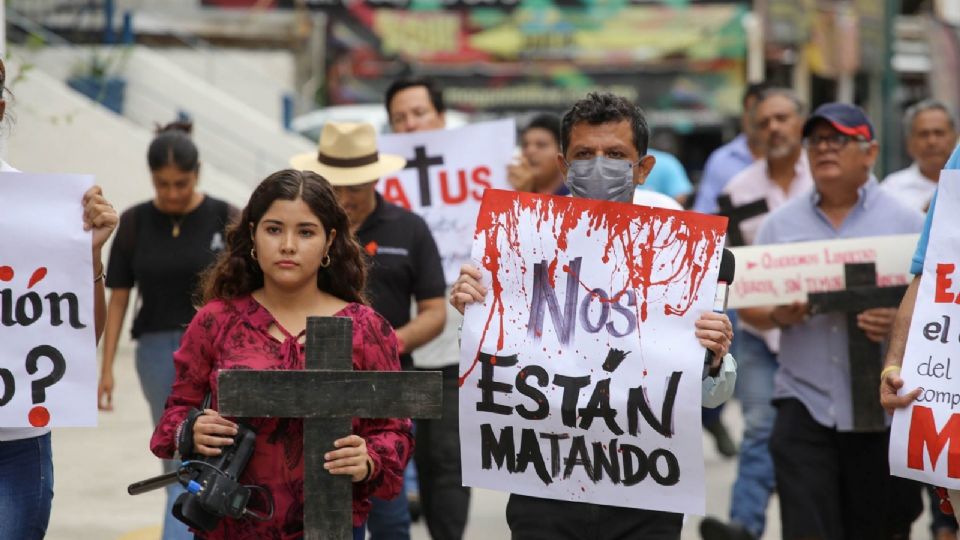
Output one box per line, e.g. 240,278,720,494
46,339,930,540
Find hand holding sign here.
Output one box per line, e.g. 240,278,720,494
695,312,733,368
881,363,922,415
82,185,119,255
450,263,486,314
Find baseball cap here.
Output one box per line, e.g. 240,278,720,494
802,102,875,141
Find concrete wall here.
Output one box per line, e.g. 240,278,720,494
14,45,313,189
5,59,250,210
156,48,296,125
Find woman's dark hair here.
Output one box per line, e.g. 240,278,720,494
560,92,649,157
148,121,199,172
201,169,367,305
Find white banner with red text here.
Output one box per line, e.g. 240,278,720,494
890,171,960,488
727,235,918,308
378,120,516,284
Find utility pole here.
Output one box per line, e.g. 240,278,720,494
880,0,898,178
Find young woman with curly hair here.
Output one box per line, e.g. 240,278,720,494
150,169,412,539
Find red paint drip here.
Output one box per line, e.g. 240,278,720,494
0,266,12,281
459,190,726,386
28,406,50,427
28,267,48,289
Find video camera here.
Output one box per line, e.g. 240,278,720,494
129,415,272,531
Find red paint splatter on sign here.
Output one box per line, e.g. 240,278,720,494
28,406,50,427
459,190,726,387
28,267,48,289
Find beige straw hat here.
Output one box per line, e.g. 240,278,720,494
289,122,406,186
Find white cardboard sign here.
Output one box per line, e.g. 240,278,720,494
378,120,515,284
459,190,727,515
727,235,918,308
890,171,960,488
0,172,97,427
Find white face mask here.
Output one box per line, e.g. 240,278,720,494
564,156,635,203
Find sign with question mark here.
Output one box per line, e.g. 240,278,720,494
0,172,97,427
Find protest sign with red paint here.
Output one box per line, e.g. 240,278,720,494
727,234,918,308
890,171,960,488
0,173,97,427
458,190,727,514
378,120,515,284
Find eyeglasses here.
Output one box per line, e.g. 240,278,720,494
802,133,867,151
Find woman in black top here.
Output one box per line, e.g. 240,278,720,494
97,122,236,540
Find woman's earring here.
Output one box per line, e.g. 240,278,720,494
321,254,331,268
250,247,258,261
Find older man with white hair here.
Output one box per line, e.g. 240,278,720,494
881,99,959,213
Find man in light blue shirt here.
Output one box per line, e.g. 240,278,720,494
740,103,924,539
636,148,693,205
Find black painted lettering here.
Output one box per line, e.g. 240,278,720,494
15,292,42,325
480,423,515,471
516,364,549,420
562,435,595,481
648,449,680,486
578,378,624,435
476,352,518,415
539,432,569,479
621,444,649,486
591,439,621,484
553,373,591,427
627,371,682,437
0,290,14,326
516,427,552,485
44,292,86,329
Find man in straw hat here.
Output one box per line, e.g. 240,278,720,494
291,121,447,539
384,76,474,540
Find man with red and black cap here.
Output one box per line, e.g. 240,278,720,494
740,103,924,539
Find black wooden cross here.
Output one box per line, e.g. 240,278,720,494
405,145,445,207
807,262,909,432
217,317,442,540
716,193,769,247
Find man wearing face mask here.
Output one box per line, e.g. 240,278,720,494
450,92,738,539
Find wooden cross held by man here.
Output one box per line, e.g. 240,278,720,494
218,317,443,540
716,194,769,247
807,262,908,432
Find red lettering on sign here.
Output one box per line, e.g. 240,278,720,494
907,405,960,478
935,263,958,304
439,170,468,205
472,166,492,200
382,177,412,210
